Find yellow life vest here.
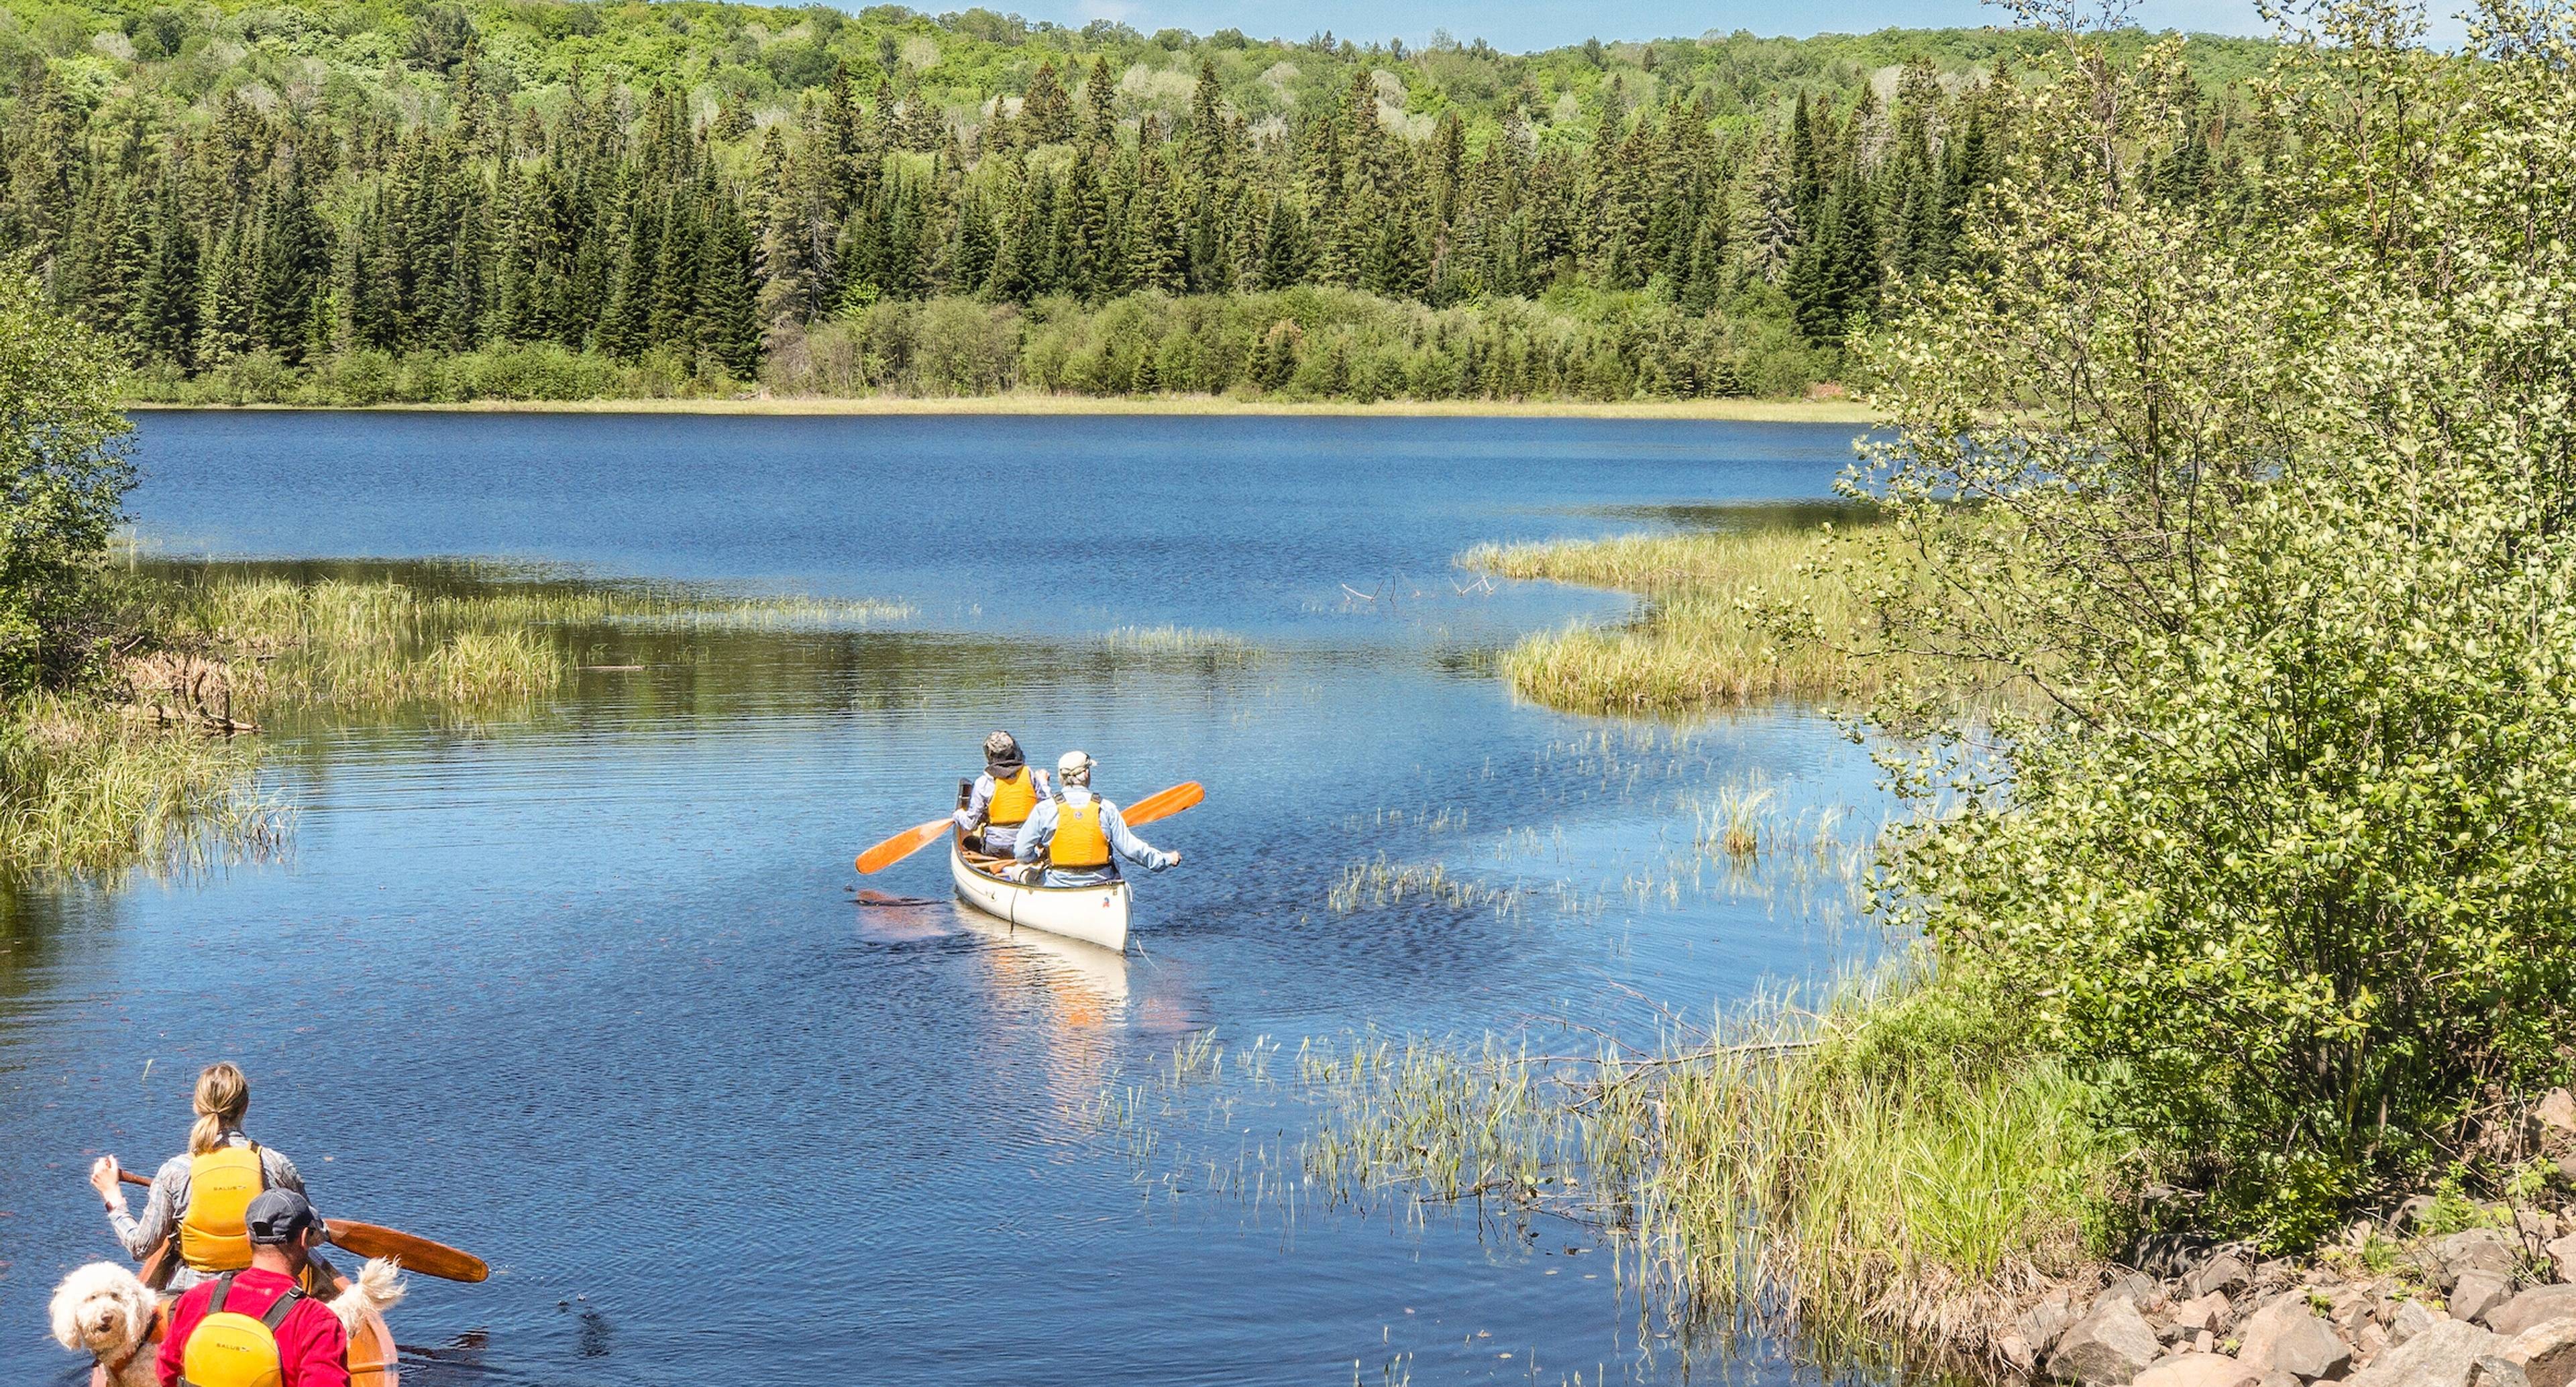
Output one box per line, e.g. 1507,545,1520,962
179,1272,305,1387
987,767,1038,826
179,1144,266,1273
1049,797,1112,869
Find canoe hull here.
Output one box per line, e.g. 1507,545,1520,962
950,839,1130,952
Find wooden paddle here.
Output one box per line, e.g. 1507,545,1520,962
117,1170,489,1283
855,780,1205,875
854,817,951,874
1120,781,1205,827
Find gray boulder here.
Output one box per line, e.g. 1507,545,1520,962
2102,1270,2168,1313
2432,1229,2528,1292
2473,1355,2535,1387
2131,1354,2260,1387
2342,1319,2510,1387
2459,1270,2522,1325
2234,1293,2353,1382
2534,1088,2575,1148
2494,1316,2576,1387
2491,1288,2576,1338
2394,1299,2449,1345
2548,1233,2576,1285
2021,1288,2082,1357
2191,1253,2254,1300
2048,1296,2164,1385
2172,1290,2234,1335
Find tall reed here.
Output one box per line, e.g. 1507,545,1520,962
1461,526,1894,714
1295,964,2116,1366
0,694,284,877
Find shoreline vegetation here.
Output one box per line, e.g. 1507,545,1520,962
1462,522,1888,714
12,566,910,878
123,393,1878,423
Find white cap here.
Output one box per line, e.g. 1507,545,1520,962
1057,750,1093,775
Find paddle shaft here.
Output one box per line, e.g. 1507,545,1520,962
115,1169,490,1282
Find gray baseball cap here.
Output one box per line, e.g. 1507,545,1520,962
244,1188,320,1245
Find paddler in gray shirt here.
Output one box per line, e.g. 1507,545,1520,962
954,730,1051,856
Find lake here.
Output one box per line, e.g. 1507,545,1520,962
3,412,1894,1386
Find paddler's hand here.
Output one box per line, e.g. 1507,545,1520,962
1168,850,1183,865
90,1155,126,1211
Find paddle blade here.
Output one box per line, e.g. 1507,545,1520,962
327,1219,489,1283
856,818,951,875
1122,781,1205,828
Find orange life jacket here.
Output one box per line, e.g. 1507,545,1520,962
987,767,1038,826
1050,797,1112,869
179,1145,266,1273
178,1272,305,1387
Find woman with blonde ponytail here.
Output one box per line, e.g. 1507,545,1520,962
89,1062,320,1291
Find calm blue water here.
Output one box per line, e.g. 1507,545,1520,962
3,412,1891,1387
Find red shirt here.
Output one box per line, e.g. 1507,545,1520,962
156,1266,350,1387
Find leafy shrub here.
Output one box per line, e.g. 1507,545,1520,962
1851,15,2576,1246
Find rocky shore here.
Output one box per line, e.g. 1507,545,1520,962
2012,1091,2576,1387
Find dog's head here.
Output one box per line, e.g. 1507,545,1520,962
48,1262,153,1360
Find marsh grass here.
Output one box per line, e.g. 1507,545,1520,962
1462,526,1895,715
1327,854,1521,916
0,694,285,877
1595,972,2114,1362
178,573,906,713
1281,966,2115,1368
1099,624,1260,667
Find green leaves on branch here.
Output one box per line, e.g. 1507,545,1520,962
0,258,133,695
1851,1,2576,1246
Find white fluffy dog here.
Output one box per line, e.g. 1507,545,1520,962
52,1258,408,1387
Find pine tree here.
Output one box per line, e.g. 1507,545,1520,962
698,191,761,377
1083,57,1118,149
1022,61,1075,146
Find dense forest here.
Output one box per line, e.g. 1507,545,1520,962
0,1,2278,403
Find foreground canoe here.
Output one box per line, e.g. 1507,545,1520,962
949,836,1130,952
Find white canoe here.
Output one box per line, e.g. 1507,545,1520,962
950,836,1131,952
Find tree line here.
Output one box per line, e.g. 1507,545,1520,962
0,11,2259,400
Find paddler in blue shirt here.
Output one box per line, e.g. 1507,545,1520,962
1016,750,1182,887
955,730,1052,856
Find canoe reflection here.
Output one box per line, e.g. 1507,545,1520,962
950,900,1131,1018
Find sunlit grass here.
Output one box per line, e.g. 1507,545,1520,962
179,575,908,713
1099,624,1260,667
0,694,284,877
1326,854,1519,916
1461,526,1897,714
1279,966,2114,1367
1598,969,2113,1360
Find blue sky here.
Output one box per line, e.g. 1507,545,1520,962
1006,0,2290,48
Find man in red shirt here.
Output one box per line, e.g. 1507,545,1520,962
157,1188,349,1387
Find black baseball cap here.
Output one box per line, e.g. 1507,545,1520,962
244,1188,320,1245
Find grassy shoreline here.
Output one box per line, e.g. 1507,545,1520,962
120,394,1879,424
1464,523,1890,714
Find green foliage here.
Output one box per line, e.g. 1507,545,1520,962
1847,1,2576,1246
0,258,132,692
0,0,2274,401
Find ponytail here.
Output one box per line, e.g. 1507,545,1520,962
186,1062,250,1156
